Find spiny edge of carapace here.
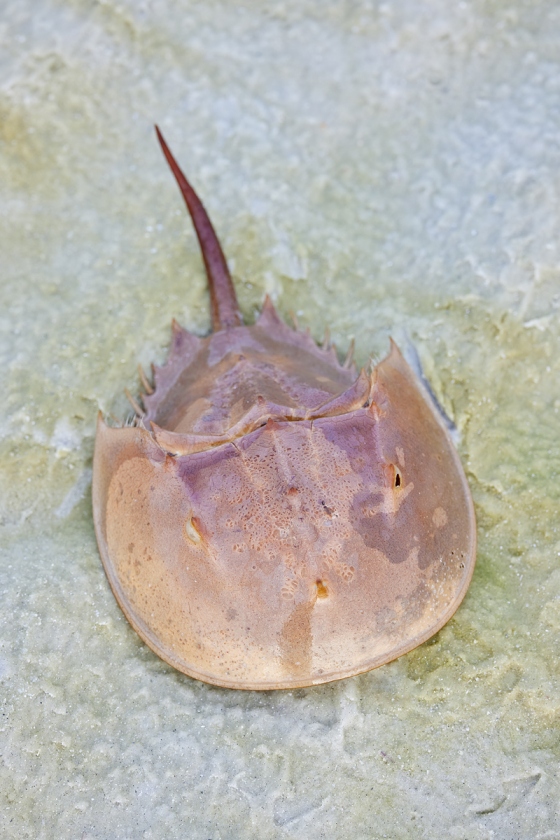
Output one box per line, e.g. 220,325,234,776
120,335,376,443
108,323,394,446
119,294,362,426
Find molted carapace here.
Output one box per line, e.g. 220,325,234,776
92,128,476,690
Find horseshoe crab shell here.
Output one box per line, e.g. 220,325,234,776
92,128,476,690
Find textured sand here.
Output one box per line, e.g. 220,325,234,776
1,1,560,837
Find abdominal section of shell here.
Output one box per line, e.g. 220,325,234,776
91,128,476,690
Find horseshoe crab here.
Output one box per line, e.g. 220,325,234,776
92,128,476,690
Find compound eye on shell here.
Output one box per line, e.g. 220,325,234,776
383,462,403,488
184,516,202,545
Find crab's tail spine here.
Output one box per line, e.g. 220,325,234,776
155,125,243,331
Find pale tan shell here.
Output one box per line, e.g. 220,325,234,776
92,130,476,690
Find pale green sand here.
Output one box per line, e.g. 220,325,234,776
1,1,559,837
